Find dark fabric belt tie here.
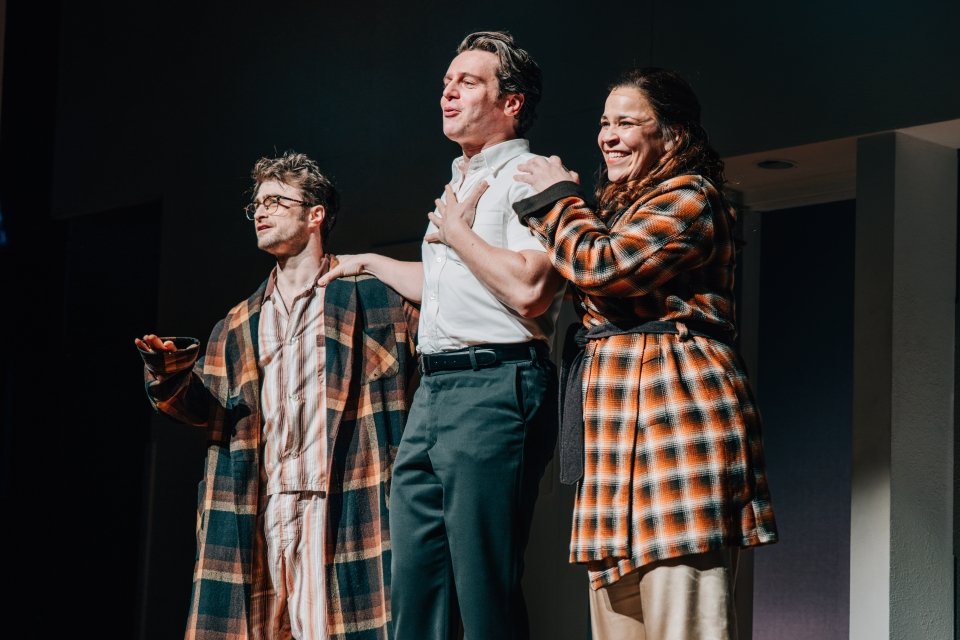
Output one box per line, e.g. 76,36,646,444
419,340,549,376
558,320,734,485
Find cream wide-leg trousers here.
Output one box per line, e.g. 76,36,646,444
588,548,739,640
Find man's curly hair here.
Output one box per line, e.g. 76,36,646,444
251,150,340,242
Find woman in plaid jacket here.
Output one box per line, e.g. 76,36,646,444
512,68,779,639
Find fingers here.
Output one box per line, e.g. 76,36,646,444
443,180,488,203
320,254,369,285
443,183,458,204
548,155,577,177
424,232,440,244
515,156,567,183
436,181,488,215
317,266,342,286
465,180,489,206
137,334,176,352
430,181,487,239
518,157,544,172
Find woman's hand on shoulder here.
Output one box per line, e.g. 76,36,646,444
515,155,579,193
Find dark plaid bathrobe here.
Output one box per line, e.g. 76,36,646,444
141,273,418,639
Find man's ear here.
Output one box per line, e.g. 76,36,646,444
503,93,525,118
308,204,326,231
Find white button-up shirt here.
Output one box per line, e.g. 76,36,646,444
419,138,564,354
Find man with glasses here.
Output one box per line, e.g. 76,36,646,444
320,31,564,640
136,150,418,640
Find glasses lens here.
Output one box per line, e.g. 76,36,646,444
263,196,281,213
244,203,257,220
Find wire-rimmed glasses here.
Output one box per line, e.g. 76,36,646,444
244,194,308,220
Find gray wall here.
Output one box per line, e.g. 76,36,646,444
754,200,856,639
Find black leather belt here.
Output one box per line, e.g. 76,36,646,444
419,340,549,375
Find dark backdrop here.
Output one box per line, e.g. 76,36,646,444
2,1,958,637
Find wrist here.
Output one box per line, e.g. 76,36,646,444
359,253,378,275
445,218,471,247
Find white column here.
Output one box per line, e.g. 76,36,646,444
851,132,956,639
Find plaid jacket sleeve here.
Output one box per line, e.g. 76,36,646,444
522,175,721,298
402,299,419,355
140,332,216,427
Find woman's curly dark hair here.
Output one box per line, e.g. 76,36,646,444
596,68,726,216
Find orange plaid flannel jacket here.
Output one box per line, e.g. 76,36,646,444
517,174,778,588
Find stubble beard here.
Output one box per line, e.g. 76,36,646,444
256,220,310,257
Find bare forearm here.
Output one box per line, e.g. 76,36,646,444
445,227,559,318
356,254,424,303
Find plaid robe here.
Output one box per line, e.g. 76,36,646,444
517,174,778,588
141,273,418,638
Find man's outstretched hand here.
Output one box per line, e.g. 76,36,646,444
135,334,177,353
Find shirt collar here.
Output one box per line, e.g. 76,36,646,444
450,138,530,182
263,254,334,302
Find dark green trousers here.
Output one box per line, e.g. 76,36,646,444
390,356,558,640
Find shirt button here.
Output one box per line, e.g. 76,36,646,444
429,293,437,300
436,256,443,263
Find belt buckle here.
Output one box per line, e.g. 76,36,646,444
473,348,498,368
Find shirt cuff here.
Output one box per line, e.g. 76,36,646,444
513,181,584,226
140,337,201,375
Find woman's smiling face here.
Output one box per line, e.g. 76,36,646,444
598,86,673,183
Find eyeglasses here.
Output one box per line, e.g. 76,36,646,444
244,195,309,220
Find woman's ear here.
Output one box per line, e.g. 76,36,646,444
663,126,682,152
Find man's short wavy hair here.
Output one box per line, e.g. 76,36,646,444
457,31,542,136
251,150,340,242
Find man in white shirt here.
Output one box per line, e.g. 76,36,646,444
321,31,563,640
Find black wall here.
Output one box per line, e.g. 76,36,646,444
1,4,162,634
